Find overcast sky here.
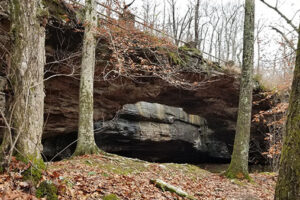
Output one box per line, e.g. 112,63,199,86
127,0,300,24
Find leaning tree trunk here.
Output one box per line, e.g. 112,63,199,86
275,25,300,200
225,0,255,179
73,0,99,156
0,0,46,164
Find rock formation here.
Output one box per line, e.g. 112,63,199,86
94,102,230,163
0,1,276,163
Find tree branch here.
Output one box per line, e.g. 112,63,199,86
271,26,296,51
260,0,298,32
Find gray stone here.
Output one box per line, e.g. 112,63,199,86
95,101,230,162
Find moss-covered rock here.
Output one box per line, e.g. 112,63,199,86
168,51,184,65
42,0,78,24
167,44,204,70
178,45,202,56
36,181,58,200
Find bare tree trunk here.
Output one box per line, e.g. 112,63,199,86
275,24,300,200
256,36,261,74
209,16,220,59
202,26,209,52
0,0,46,165
217,22,224,62
194,0,200,48
225,0,255,180
231,24,239,62
105,0,112,19
162,0,166,32
257,1,300,196
73,0,99,156
256,20,264,74
168,0,178,45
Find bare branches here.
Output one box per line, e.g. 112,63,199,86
124,0,135,10
271,26,296,51
260,0,298,33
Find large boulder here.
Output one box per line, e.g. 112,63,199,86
94,102,230,163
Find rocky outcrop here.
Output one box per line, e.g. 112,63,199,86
0,1,276,163
94,102,230,163
41,102,230,162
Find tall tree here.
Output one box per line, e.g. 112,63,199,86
194,0,200,48
0,0,47,169
225,0,255,179
257,1,300,198
0,0,46,166
275,23,300,200
73,0,99,156
255,1,300,198
167,0,192,46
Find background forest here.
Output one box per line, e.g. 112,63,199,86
0,0,299,199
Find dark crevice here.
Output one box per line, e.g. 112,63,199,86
41,132,230,163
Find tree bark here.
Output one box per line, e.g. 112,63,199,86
225,0,255,179
275,24,300,200
0,0,46,164
194,0,200,48
73,0,99,156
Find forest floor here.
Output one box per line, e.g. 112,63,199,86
0,153,276,200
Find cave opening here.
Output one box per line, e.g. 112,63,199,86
41,101,265,165
41,132,230,164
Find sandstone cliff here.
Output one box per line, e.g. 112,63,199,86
0,0,276,163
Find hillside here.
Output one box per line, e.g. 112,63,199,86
0,153,276,200
0,0,288,199
0,0,283,165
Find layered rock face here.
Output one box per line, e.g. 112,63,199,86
0,2,274,163
42,102,230,162
94,102,230,163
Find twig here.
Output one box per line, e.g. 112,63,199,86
271,26,296,51
260,0,298,32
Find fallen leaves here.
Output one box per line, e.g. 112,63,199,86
0,154,277,199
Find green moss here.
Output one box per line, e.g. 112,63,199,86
231,179,250,186
165,163,207,176
85,160,93,165
102,194,119,200
42,0,72,21
253,74,268,91
37,0,50,20
178,45,202,56
36,181,58,200
80,155,147,176
259,172,276,176
168,45,203,68
10,0,21,46
96,161,143,175
73,143,100,157
168,51,184,65
102,172,109,177
17,154,46,185
224,167,251,181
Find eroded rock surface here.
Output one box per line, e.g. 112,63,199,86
94,102,230,163
0,2,275,163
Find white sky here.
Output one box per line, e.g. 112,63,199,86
126,0,299,65
127,0,300,44
257,0,300,21
127,0,300,24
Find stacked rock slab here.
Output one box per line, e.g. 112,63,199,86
95,101,230,163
